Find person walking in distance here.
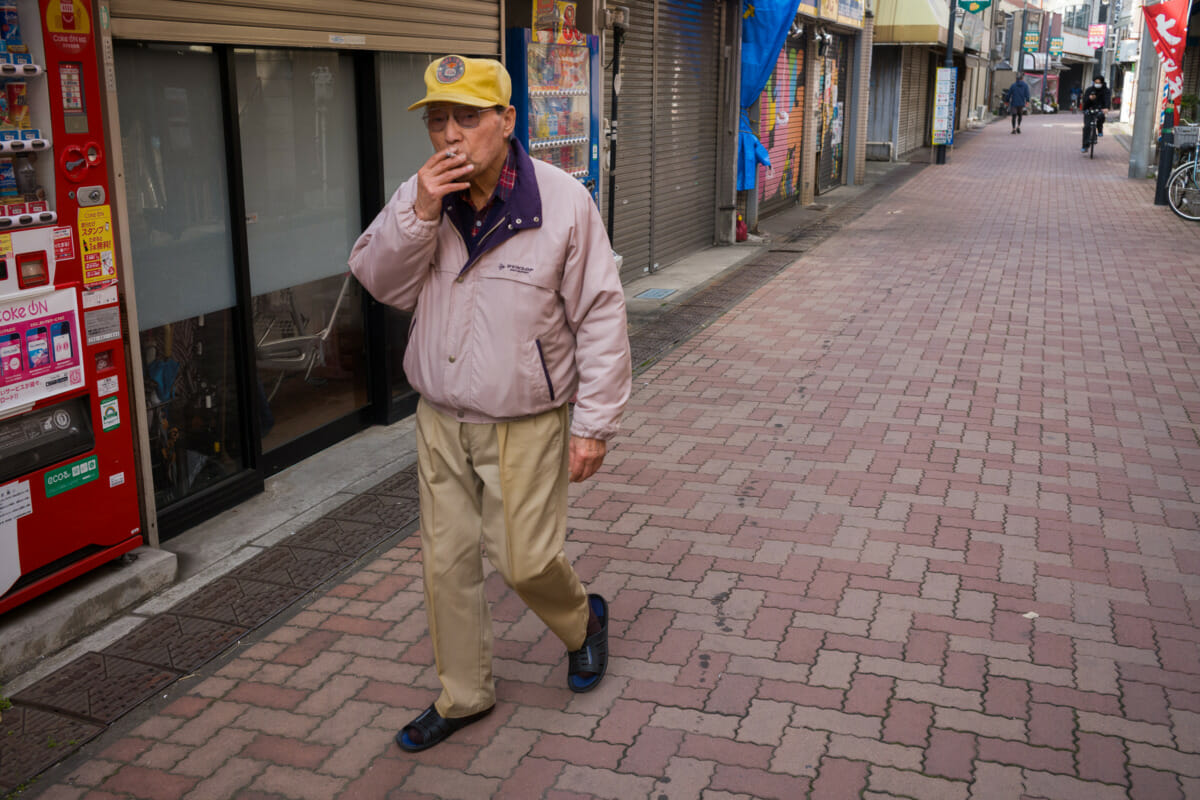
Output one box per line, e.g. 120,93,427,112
349,55,632,752
1080,75,1111,152
1006,75,1031,133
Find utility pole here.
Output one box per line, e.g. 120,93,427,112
1129,21,1157,177
1040,6,1051,106
935,0,956,164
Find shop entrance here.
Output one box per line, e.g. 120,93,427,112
116,43,413,538
815,34,850,195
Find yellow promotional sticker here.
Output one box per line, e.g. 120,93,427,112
78,205,115,286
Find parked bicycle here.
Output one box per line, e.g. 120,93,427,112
1166,124,1200,221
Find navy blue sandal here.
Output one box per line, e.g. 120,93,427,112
567,594,609,693
396,704,493,752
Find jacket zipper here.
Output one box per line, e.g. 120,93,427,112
535,339,555,402
458,215,510,275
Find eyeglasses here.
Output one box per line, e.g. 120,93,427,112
422,106,499,132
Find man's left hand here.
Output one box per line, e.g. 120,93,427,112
569,436,607,482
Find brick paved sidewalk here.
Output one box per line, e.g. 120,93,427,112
25,119,1200,799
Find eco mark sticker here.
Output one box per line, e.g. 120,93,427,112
100,395,120,431
44,455,98,498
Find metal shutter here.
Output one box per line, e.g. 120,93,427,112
650,0,722,270
609,1,655,281
109,0,499,54
607,0,722,280
759,37,806,215
898,46,929,155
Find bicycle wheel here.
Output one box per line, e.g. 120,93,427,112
1167,167,1200,221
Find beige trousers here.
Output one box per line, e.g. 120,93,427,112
415,398,590,718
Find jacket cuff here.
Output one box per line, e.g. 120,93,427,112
569,417,621,441
397,201,440,240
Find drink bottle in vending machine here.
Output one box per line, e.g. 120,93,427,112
0,0,142,614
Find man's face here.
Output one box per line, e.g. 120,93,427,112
426,102,517,179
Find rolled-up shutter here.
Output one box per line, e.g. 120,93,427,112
108,0,499,54
650,0,722,270
609,1,655,281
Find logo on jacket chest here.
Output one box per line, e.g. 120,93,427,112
496,263,534,275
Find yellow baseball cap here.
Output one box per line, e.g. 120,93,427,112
408,55,513,111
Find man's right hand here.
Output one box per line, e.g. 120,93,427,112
414,149,474,221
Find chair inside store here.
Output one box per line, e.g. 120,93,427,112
253,273,351,401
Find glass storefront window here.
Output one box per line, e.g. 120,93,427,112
378,52,437,405
236,49,369,451
116,44,246,508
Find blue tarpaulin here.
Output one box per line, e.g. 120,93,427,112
738,0,801,191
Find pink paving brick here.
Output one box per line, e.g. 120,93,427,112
810,757,869,799
1026,702,1075,750
709,764,813,799
618,727,685,776
1129,766,1183,800
1076,732,1129,785
883,700,933,747
924,728,977,781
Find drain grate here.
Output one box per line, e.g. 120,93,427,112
0,706,103,793
364,465,419,499
12,652,178,724
170,576,308,629
288,518,394,559
103,613,247,674
636,288,677,300
229,545,354,591
325,492,420,529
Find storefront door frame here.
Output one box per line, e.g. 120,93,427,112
113,42,394,540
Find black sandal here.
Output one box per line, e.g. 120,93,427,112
567,594,609,693
395,704,494,752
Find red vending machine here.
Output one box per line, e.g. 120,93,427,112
0,0,141,614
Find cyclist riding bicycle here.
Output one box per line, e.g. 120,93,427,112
1080,76,1111,152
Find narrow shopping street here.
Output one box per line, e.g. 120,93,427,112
25,118,1200,799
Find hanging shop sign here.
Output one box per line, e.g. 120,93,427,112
932,66,956,146
1087,23,1107,49
1023,30,1040,52
957,0,992,13
1049,36,1063,57
1142,0,1190,100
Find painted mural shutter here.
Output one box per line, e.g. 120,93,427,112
758,37,806,214
108,0,499,54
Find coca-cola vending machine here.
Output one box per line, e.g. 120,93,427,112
0,0,141,614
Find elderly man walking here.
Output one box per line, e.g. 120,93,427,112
349,55,631,752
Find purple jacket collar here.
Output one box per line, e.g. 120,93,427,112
442,138,543,274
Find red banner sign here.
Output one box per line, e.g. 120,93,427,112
1142,0,1190,99
1087,23,1106,48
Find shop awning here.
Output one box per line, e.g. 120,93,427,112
874,0,965,49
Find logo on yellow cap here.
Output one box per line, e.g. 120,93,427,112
436,56,466,84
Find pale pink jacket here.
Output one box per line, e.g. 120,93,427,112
348,159,631,441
